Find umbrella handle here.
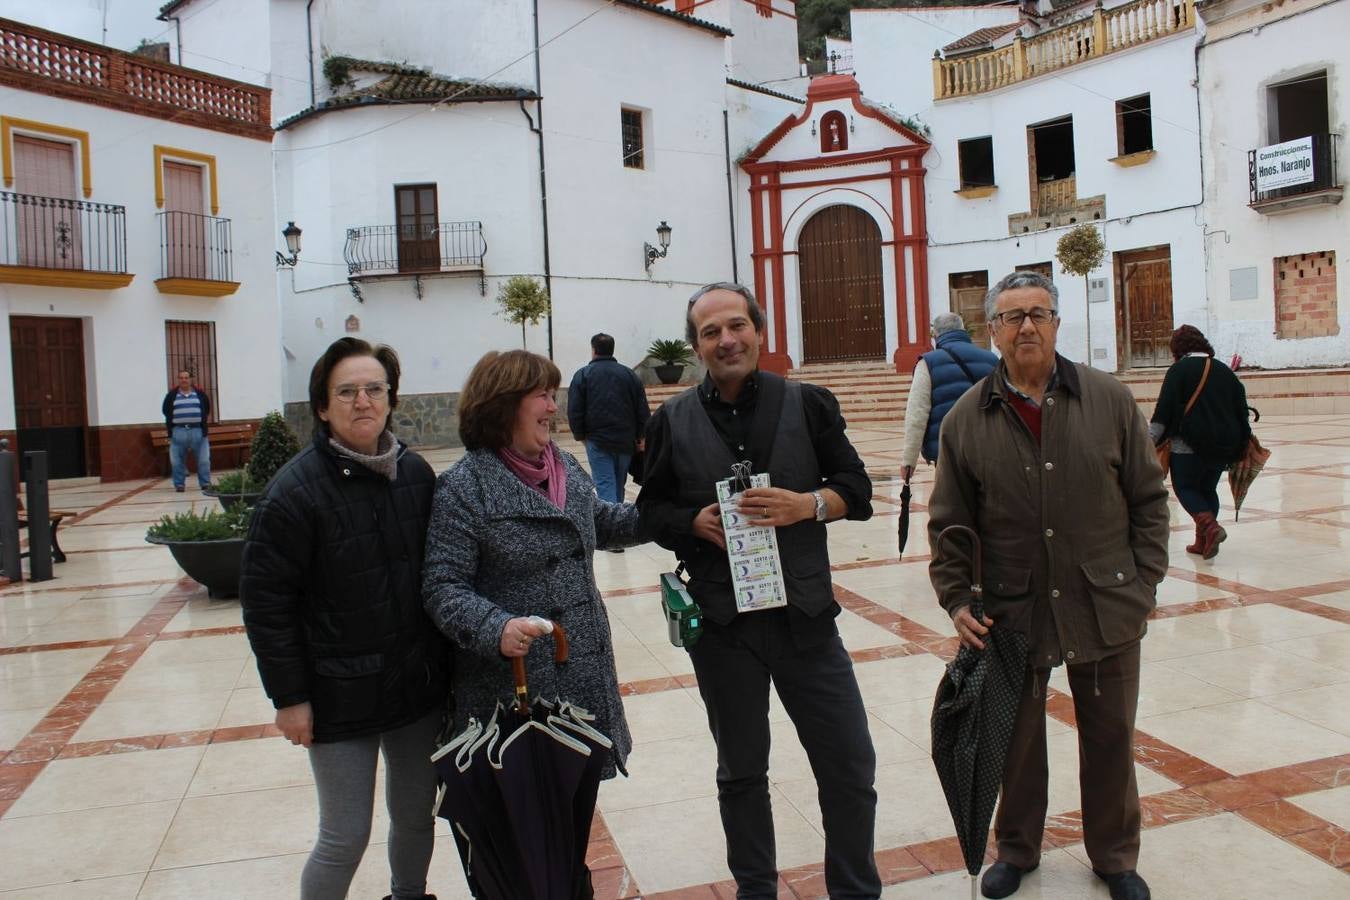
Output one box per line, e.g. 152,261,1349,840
511,620,570,715
935,524,984,597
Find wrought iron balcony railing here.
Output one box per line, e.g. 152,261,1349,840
1248,132,1341,208
343,221,487,277
157,211,233,282
0,190,127,274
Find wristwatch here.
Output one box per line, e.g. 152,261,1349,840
811,490,828,522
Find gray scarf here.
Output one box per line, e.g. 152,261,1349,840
329,429,399,481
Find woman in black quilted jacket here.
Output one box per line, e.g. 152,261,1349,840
241,337,448,900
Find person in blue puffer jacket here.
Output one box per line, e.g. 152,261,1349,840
901,312,1000,481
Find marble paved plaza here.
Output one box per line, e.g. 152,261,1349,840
1,417,1348,898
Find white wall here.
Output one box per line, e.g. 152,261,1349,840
170,0,271,87
274,101,544,401
541,0,734,380
1198,0,1349,366
313,0,535,98
852,8,1206,368
0,88,281,429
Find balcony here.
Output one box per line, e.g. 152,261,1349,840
155,211,238,297
0,18,270,139
1007,176,1107,234
1248,133,1342,215
0,190,132,289
933,0,1195,100
343,221,488,297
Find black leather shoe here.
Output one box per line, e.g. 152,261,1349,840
981,861,1037,899
1095,869,1151,900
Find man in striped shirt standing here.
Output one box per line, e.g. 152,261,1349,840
162,370,212,492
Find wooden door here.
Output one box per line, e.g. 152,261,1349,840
952,287,990,349
1118,248,1173,368
798,205,885,363
9,316,88,478
163,161,207,279
13,136,81,270
396,184,439,272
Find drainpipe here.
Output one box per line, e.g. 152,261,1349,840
530,0,555,360
306,0,317,108
156,10,183,64
724,109,739,283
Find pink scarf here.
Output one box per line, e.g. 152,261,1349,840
497,443,567,510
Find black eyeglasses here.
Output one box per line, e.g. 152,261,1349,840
992,307,1058,329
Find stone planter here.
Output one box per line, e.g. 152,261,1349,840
146,535,244,599
201,487,263,512
654,364,685,385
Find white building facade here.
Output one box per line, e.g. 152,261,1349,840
848,0,1208,371
163,0,802,442
1195,0,1347,366
0,15,280,480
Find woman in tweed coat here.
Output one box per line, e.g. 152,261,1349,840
423,350,645,780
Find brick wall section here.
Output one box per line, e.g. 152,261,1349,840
1275,251,1339,340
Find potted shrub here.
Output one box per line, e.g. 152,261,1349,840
145,503,253,599
205,411,301,511
647,338,695,385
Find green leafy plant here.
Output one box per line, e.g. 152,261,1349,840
495,276,551,349
1056,224,1106,362
246,411,302,487
646,338,694,366
213,470,262,495
147,504,253,542
322,55,354,91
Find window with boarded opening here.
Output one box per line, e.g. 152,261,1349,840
621,108,644,169
958,136,995,188
164,320,219,422
1116,94,1153,156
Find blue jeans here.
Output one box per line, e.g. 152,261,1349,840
169,425,211,488
584,441,631,503
1169,452,1225,516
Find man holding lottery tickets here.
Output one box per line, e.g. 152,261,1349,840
638,282,881,899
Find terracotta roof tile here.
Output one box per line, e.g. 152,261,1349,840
941,23,1022,55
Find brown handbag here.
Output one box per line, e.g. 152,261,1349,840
1157,357,1211,477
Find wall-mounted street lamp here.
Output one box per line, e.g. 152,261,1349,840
275,221,303,267
644,220,672,273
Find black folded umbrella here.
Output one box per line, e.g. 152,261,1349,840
930,525,1029,897
627,450,645,487
897,479,913,556
434,623,610,900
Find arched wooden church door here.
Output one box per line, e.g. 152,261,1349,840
797,205,885,363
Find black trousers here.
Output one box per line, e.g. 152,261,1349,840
688,611,881,899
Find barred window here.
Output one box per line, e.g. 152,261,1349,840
621,108,644,169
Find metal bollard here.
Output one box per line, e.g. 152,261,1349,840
24,450,52,582
0,439,19,582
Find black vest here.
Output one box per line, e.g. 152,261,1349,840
665,374,834,624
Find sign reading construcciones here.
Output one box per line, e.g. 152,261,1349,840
1255,136,1315,192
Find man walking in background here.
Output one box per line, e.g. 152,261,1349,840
162,369,212,492
568,333,650,517
900,312,998,482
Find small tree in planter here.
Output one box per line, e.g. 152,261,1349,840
647,338,695,385
496,276,551,350
146,503,253,599
1056,224,1106,365
207,411,302,510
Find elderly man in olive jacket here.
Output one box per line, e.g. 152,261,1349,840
928,271,1169,900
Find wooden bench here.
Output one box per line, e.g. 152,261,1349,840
16,509,71,563
151,423,254,475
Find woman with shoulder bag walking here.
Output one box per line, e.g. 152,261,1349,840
241,337,449,900
1150,325,1251,559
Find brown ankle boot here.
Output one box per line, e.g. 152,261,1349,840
1195,512,1227,559
1186,516,1204,555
